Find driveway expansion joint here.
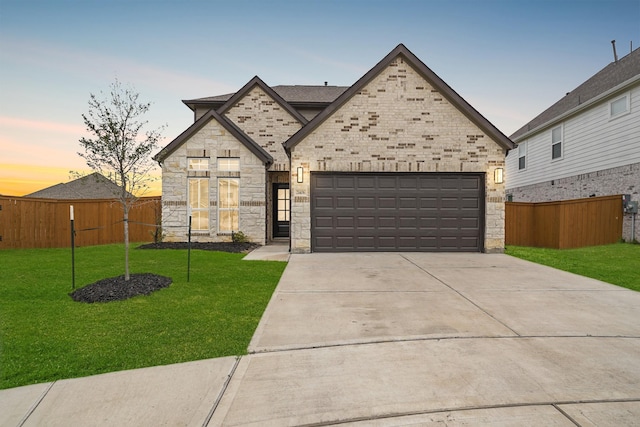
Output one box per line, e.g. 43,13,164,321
292,399,640,427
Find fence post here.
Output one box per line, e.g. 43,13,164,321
70,205,75,290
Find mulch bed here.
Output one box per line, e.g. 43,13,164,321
70,273,172,303
138,241,259,253
70,242,259,303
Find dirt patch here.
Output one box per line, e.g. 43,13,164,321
70,273,172,303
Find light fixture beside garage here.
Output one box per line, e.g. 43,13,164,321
297,167,304,183
494,167,504,184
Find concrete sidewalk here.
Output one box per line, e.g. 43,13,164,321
2,252,640,426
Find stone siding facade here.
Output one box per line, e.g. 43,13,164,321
224,86,302,171
289,57,507,253
161,119,267,244
507,162,640,242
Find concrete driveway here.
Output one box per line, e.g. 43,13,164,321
3,252,640,426
211,253,640,426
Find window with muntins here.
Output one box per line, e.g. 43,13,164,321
552,126,562,160
188,178,209,231
188,158,209,171
217,158,240,172
218,178,239,232
518,142,526,170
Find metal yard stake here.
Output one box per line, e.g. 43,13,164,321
70,205,75,290
187,215,192,282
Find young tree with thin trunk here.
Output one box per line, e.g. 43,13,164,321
78,79,164,281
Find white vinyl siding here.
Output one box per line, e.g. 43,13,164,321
507,85,640,189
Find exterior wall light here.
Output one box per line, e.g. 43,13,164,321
494,168,504,184
297,166,304,183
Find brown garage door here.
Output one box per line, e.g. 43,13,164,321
311,173,484,252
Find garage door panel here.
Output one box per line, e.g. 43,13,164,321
357,197,376,209
314,196,334,209
314,216,334,229
336,197,355,208
378,197,397,209
311,173,484,252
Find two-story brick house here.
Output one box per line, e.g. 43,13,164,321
155,44,513,253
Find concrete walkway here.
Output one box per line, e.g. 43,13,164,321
2,252,640,426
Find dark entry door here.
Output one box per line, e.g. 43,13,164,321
273,183,290,238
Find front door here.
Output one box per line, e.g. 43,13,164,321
273,183,290,238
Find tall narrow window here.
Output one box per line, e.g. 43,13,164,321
518,142,527,170
551,126,562,159
189,178,209,231
187,158,209,231
218,179,239,232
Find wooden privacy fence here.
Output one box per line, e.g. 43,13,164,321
505,195,623,249
0,196,161,249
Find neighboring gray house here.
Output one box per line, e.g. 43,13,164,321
505,47,640,242
156,44,513,253
25,172,133,199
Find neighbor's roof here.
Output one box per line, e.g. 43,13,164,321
25,172,132,199
183,85,349,110
284,43,514,152
510,47,640,141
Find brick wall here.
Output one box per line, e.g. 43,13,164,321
224,86,302,172
290,56,507,253
507,162,640,242
161,119,267,244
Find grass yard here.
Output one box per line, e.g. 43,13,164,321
0,244,286,390
507,243,640,292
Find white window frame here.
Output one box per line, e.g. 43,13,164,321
551,125,563,160
188,178,209,232
518,142,527,170
188,158,209,171
609,93,630,119
218,178,239,233
217,157,240,172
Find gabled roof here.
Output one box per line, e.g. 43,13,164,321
183,85,348,111
217,76,308,124
25,172,132,199
284,44,514,152
154,109,273,165
511,47,640,141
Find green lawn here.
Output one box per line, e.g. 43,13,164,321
0,244,286,390
506,243,640,292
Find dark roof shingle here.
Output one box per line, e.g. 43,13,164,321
510,48,640,141
184,85,349,107
25,172,132,199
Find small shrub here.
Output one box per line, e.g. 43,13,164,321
232,231,249,243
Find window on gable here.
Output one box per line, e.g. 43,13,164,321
217,157,240,172
610,94,629,118
518,142,527,170
188,158,209,171
551,126,563,160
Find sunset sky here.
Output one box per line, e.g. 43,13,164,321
1,0,639,196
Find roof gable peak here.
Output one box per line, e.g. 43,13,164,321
284,43,513,151
218,76,308,124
